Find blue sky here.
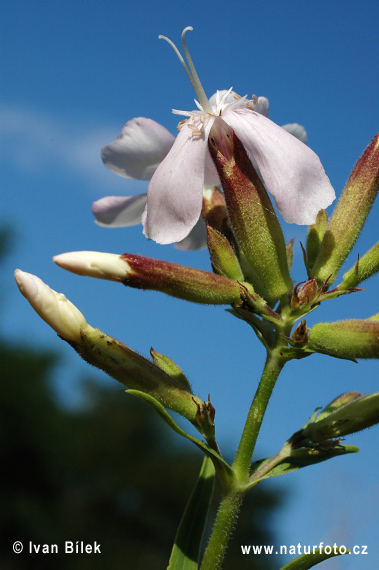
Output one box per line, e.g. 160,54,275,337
2,1,379,567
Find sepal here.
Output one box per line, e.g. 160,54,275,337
150,347,192,392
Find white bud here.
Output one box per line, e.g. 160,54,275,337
53,251,131,280
15,269,91,342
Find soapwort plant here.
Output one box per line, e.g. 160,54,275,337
15,28,379,570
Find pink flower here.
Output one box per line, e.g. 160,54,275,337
97,27,335,246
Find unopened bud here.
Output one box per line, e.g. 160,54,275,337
309,319,379,360
291,278,318,309
14,269,92,342
297,392,379,444
208,117,292,299
206,225,244,281
311,134,379,285
54,250,245,305
53,251,131,280
306,209,328,273
291,320,309,346
339,242,379,290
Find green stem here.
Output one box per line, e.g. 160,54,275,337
200,345,288,569
232,347,286,481
199,488,245,570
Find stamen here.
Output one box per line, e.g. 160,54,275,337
159,28,213,115
187,123,204,137
252,94,258,106
177,119,187,131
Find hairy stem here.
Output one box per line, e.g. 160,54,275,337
232,347,287,481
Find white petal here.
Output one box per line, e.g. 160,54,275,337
209,90,236,107
53,251,131,280
255,96,269,117
281,123,308,144
175,216,207,250
224,108,335,225
101,117,175,180
92,194,147,227
142,121,213,244
14,269,90,342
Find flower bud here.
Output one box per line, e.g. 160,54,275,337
308,319,379,360
306,209,328,273
297,392,379,444
15,268,206,425
208,117,292,299
290,278,318,309
53,251,131,280
206,225,244,281
14,269,92,342
311,134,379,285
54,250,246,305
339,242,379,290
291,320,309,346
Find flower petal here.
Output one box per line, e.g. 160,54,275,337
92,194,147,227
281,123,308,144
224,108,335,225
142,122,212,244
255,96,269,117
101,117,175,180
175,216,207,250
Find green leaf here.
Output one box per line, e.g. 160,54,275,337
167,456,215,570
280,546,351,569
250,445,359,484
126,389,235,488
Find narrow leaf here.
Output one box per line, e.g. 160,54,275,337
126,389,235,486
167,456,215,570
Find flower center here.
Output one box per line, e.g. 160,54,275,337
159,28,256,138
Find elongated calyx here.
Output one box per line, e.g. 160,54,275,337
208,118,292,299
311,134,379,285
54,249,247,306
308,319,379,360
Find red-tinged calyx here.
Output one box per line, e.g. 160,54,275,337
311,134,379,285
120,253,244,305
208,117,292,299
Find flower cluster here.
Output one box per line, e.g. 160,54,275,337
95,27,335,247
